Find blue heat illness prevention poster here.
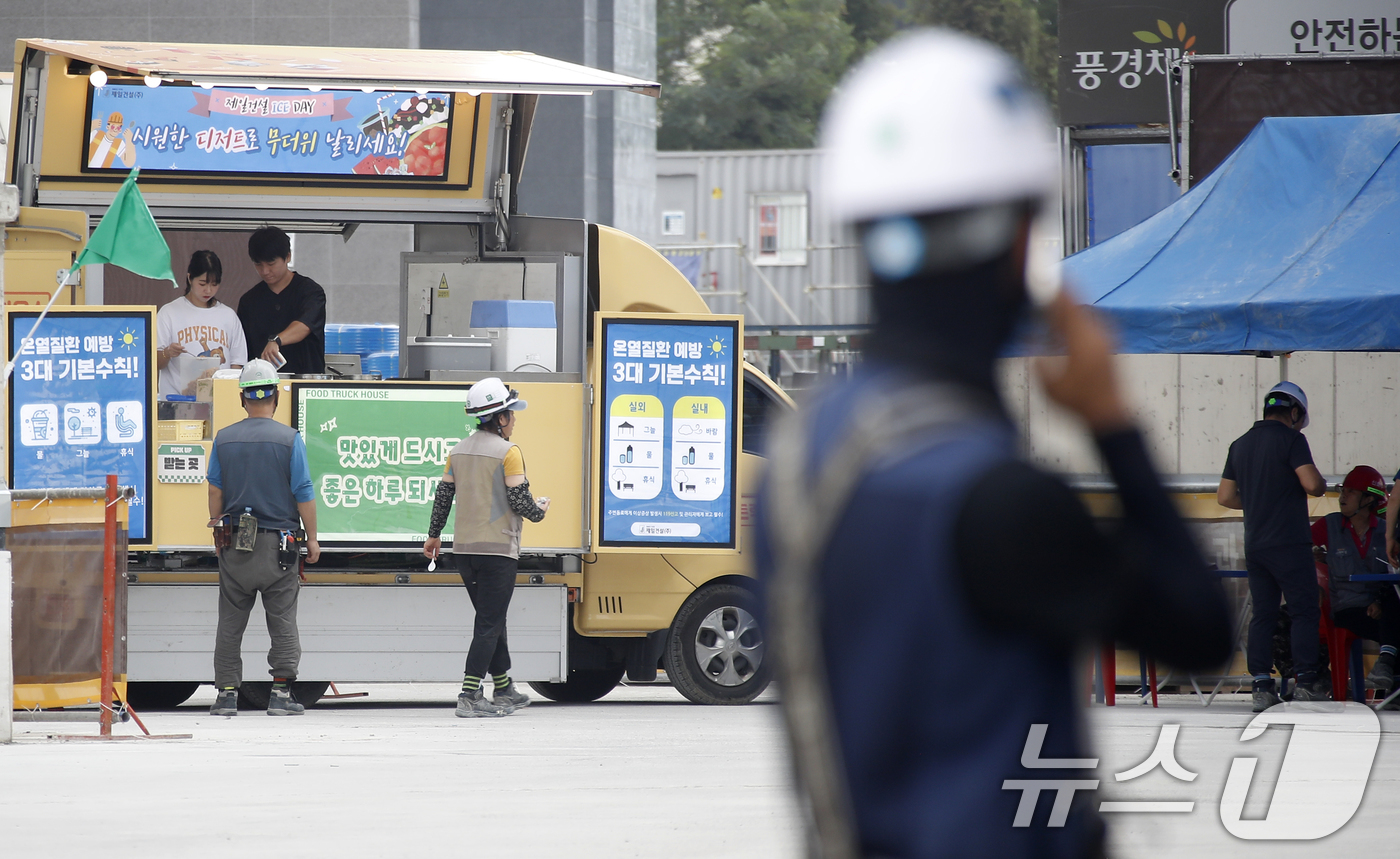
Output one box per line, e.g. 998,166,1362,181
8,312,154,541
85,83,454,179
599,319,740,548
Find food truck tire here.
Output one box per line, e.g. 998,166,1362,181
528,667,626,703
665,583,772,705
124,681,200,710
237,681,331,710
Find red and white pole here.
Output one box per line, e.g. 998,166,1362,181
0,543,10,743
1102,644,1116,706
99,474,116,738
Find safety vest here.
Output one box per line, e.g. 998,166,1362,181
88,131,128,168
212,417,299,531
1323,512,1386,614
757,366,1101,859
447,430,522,559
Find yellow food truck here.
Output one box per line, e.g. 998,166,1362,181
5,39,793,709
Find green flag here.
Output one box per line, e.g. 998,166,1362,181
73,168,177,287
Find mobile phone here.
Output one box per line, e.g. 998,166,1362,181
1024,208,1063,309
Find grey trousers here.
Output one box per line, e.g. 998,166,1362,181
214,531,301,688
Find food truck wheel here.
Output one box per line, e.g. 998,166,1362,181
528,666,626,703
236,681,332,710
665,583,771,705
124,681,200,710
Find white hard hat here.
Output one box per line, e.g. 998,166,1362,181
1265,381,1309,430
466,377,527,418
238,358,280,398
820,29,1058,225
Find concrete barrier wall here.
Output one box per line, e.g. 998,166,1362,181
999,352,1400,479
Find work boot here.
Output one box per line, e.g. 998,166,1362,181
1252,683,1282,713
267,686,305,716
1366,658,1395,691
1291,676,1331,703
493,682,531,714
210,688,238,716
456,688,507,718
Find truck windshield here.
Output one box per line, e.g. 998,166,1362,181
742,375,783,456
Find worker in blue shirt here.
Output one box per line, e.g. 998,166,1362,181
754,31,1232,859
205,359,320,717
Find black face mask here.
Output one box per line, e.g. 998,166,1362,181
866,250,1029,399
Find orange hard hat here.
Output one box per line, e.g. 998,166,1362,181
107,111,123,125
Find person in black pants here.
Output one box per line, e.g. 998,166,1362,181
421,378,549,717
1218,381,1328,711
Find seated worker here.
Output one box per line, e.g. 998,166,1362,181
1312,465,1400,691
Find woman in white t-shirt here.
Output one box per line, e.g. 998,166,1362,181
156,250,249,397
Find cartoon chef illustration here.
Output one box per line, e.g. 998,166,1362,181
88,111,137,168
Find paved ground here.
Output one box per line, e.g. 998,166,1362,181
3,686,1400,857
1093,693,1400,858
0,683,803,858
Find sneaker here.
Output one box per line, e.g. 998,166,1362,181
456,688,507,718
494,682,531,714
210,689,238,716
1252,685,1282,712
267,686,305,716
1292,677,1331,703
1366,659,1395,691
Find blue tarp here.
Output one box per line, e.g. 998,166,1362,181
1064,113,1400,354
662,251,703,288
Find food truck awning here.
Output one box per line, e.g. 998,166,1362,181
19,39,660,97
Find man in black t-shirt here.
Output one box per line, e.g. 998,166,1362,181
1218,381,1328,711
237,226,326,375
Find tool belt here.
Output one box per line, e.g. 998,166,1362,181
212,518,233,552
212,513,306,570
277,528,308,570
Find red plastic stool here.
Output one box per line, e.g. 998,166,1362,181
1318,561,1367,702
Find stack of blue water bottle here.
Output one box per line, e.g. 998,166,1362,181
325,323,399,378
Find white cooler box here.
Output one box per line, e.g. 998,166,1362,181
469,300,557,373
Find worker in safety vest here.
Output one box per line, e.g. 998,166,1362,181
754,30,1232,859
423,378,550,717
206,359,321,717
88,111,136,169
1312,465,1400,693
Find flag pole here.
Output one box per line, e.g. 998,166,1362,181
2,265,80,389
4,166,174,390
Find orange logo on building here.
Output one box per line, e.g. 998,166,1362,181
1134,20,1197,51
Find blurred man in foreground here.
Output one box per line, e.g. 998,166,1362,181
755,30,1232,859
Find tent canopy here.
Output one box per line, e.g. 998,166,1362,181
18,39,659,96
1064,113,1400,354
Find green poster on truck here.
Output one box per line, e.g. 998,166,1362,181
295,384,469,545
